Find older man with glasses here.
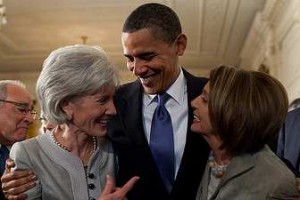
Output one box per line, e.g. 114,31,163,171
0,80,36,199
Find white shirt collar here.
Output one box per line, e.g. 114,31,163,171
144,68,185,106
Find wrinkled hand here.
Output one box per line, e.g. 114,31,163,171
1,159,37,200
98,175,139,200
297,177,300,199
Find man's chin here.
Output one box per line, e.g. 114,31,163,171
142,85,159,95
15,130,29,140
12,136,27,144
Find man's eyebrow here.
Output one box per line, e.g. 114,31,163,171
124,52,157,58
5,100,28,107
17,102,30,107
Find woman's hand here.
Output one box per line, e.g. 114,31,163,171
98,175,139,200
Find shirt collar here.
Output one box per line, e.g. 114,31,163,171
144,68,186,105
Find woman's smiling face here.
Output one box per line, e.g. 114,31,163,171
191,82,213,135
63,86,116,137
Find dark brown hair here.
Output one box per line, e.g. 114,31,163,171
208,65,288,155
122,3,182,44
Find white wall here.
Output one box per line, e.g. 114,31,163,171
240,0,300,103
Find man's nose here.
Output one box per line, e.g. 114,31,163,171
24,111,34,123
132,59,147,76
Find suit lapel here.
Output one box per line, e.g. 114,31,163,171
171,69,210,198
210,153,254,199
116,80,148,145
178,69,209,162
197,164,210,200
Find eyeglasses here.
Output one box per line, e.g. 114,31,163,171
0,99,37,119
39,116,48,124
39,117,47,122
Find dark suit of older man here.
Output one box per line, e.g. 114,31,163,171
277,107,300,173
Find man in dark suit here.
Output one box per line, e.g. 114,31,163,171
277,105,300,193
109,3,209,200
277,107,300,173
1,3,210,200
0,80,35,199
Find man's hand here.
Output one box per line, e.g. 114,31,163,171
296,177,300,199
98,175,139,200
1,159,37,200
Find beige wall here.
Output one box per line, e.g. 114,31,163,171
240,0,300,103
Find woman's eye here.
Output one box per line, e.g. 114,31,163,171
97,97,108,105
201,96,208,103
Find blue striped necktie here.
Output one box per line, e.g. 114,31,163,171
0,145,9,175
150,93,175,193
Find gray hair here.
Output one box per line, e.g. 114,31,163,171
36,44,119,124
0,80,26,106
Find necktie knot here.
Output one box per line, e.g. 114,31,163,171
157,93,170,106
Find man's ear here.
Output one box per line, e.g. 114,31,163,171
175,33,187,56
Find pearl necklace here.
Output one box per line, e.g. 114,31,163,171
208,152,229,178
50,132,97,153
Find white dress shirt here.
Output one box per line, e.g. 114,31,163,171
143,69,188,177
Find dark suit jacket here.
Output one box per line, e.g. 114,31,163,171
0,145,9,200
108,69,210,200
0,186,4,199
277,107,300,173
